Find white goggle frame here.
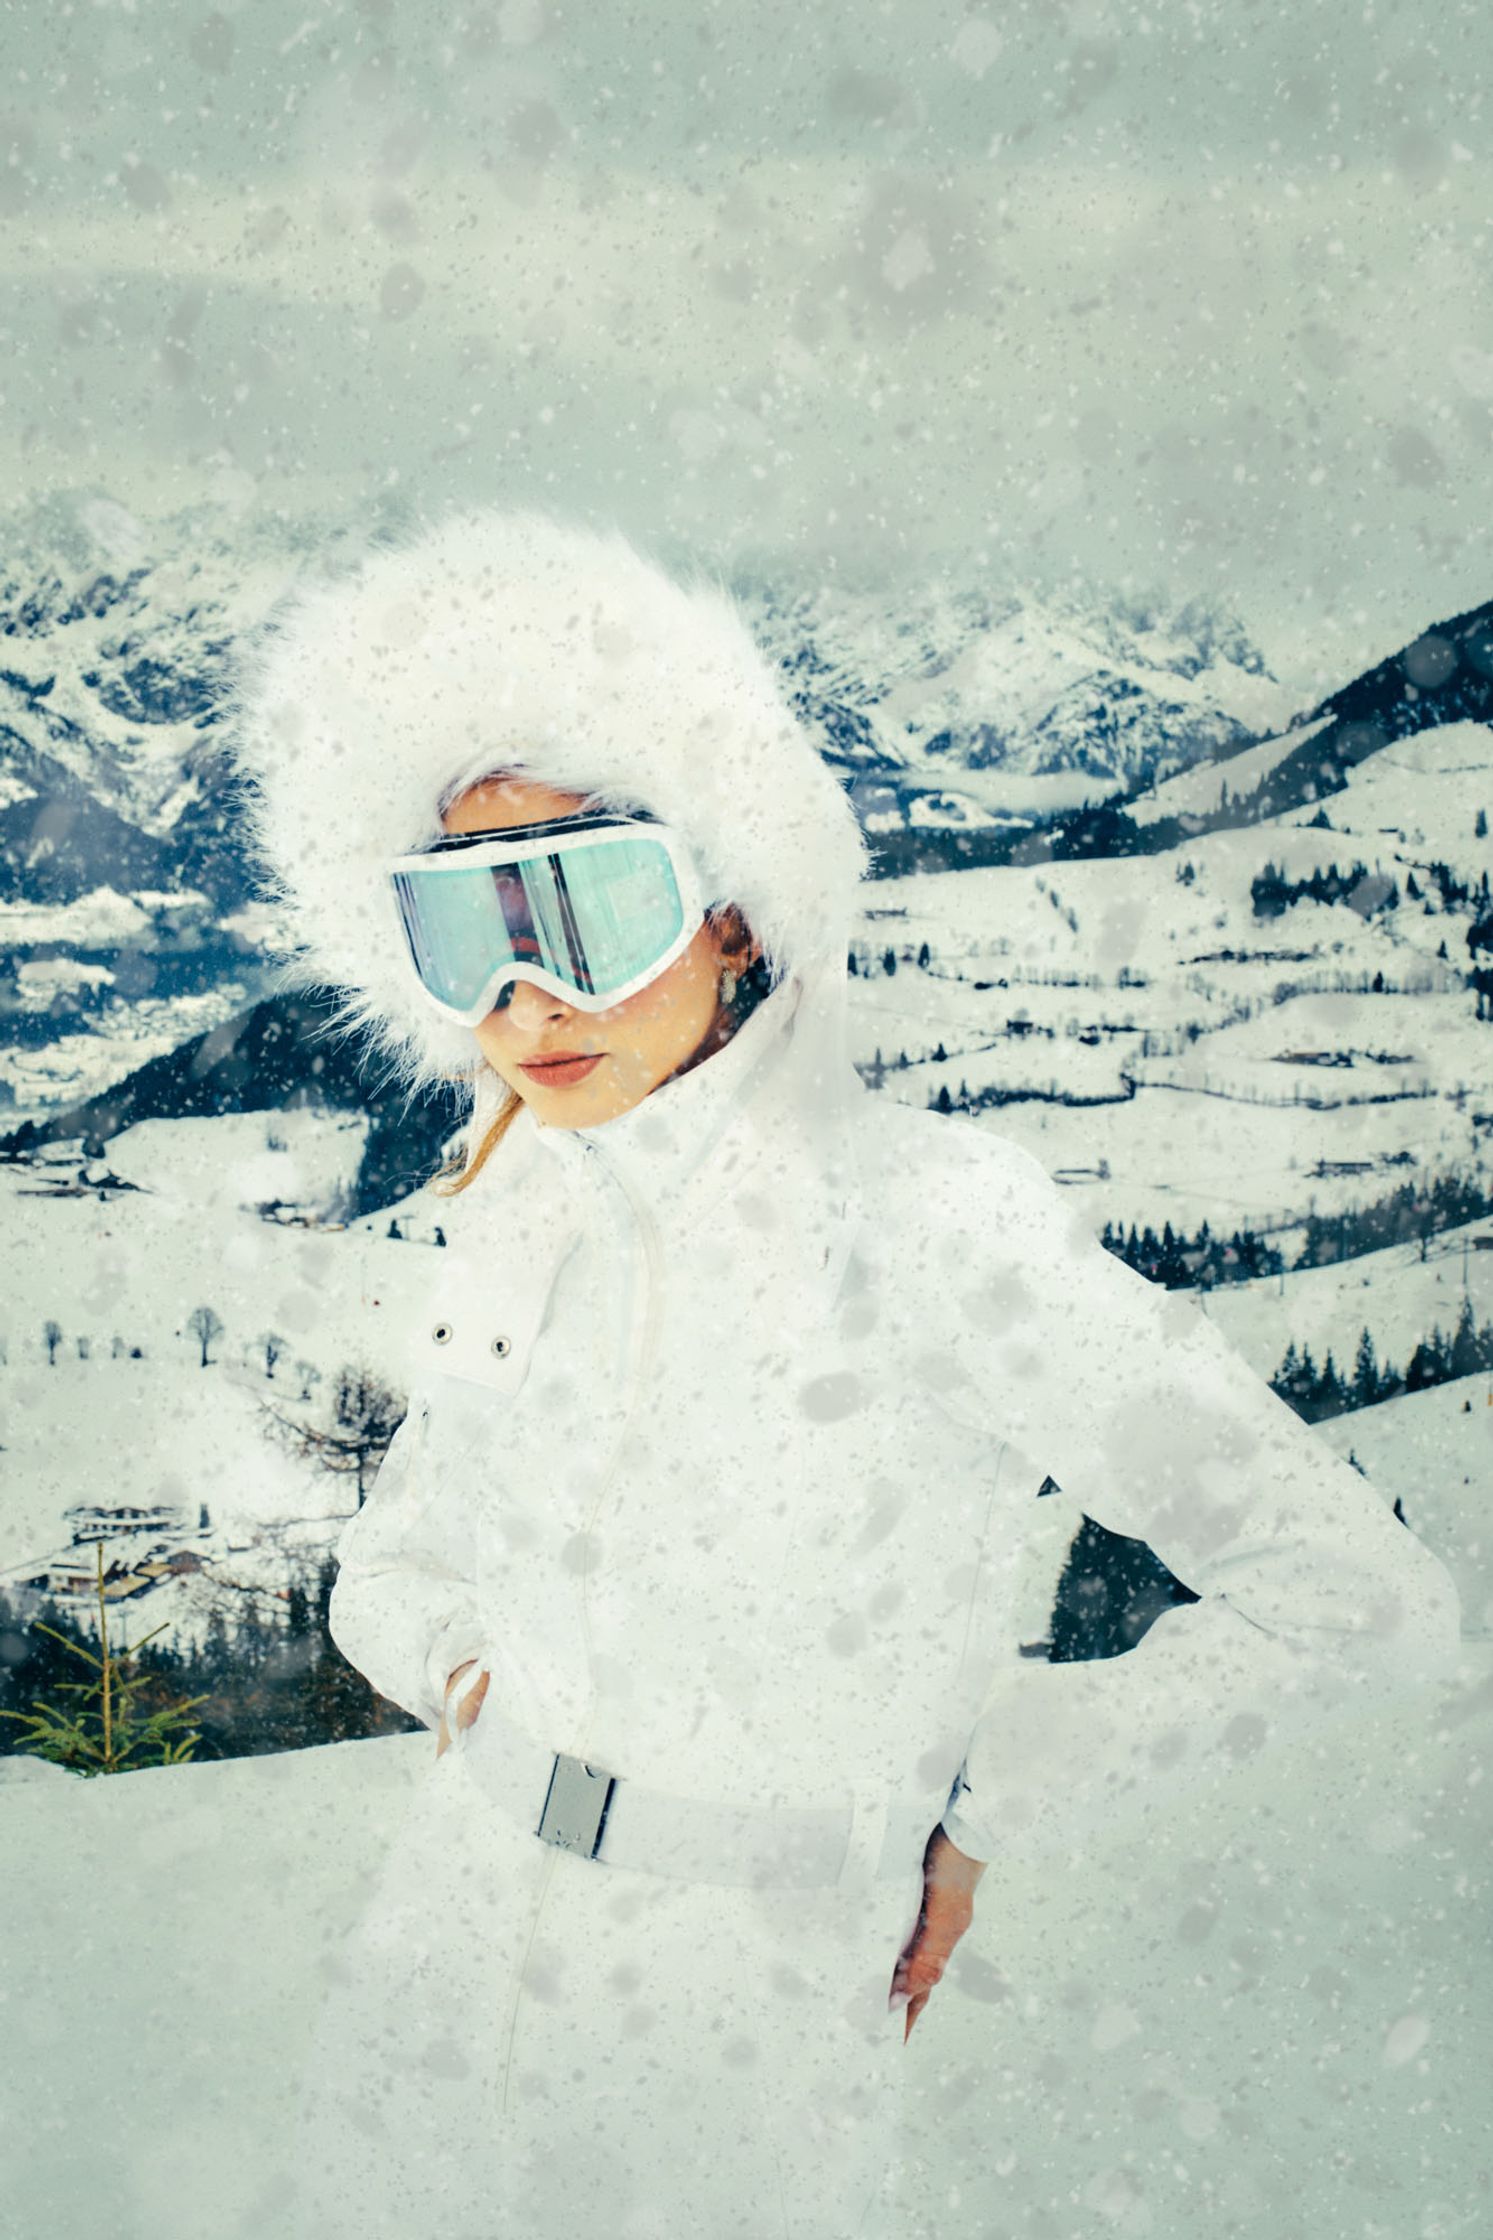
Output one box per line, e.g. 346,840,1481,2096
386,814,709,1026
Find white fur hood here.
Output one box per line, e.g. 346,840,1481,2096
220,505,869,1101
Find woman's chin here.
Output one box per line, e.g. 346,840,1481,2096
511,1064,650,1131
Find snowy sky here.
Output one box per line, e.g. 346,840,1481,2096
2,0,1488,694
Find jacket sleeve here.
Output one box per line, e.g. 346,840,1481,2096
933,1135,1463,1869
326,1382,488,1735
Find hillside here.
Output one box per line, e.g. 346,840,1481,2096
0,1131,441,1655
847,716,1493,1252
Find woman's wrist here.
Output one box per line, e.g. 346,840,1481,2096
927,1822,988,1889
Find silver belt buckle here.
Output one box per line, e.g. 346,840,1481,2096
536,1750,618,1859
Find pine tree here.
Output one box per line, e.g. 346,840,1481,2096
1352,1326,1380,1408
0,1545,206,1773
1451,1296,1480,1380
1315,1350,1348,1420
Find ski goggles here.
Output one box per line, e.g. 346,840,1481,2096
387,812,708,1024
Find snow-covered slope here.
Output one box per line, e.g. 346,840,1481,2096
3,1640,1485,2240
1199,1222,1493,1406
1129,710,1338,829
1316,1377,1493,1640
847,714,1493,1244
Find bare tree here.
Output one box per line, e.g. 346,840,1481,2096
43,1319,63,1366
260,1330,286,1380
261,1361,406,1513
186,1305,225,1368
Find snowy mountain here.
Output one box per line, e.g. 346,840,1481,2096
746,571,1299,835
1086,597,1493,857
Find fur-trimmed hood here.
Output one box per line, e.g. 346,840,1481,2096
220,505,869,1102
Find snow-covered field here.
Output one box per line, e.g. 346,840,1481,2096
3,1640,1486,2240
0,1111,427,1651
1314,1379,1493,1641
847,720,1493,1244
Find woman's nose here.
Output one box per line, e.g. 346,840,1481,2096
502,975,574,1029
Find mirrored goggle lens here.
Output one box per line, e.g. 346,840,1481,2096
391,834,687,1016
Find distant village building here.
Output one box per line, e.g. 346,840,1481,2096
64,1502,185,1543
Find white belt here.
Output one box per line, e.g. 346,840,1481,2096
445,1669,933,1890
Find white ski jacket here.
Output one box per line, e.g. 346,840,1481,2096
332,950,1462,1883
227,504,1465,2238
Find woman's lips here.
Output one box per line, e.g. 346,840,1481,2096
518,1052,604,1088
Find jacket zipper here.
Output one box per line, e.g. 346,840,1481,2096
572,1135,667,1703
495,1134,665,2117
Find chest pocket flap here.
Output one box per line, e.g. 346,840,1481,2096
406,1227,573,1398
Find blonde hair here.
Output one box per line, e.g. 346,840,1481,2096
431,1066,524,1198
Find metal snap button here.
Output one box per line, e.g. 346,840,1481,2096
490,1335,511,1358
432,1322,453,1345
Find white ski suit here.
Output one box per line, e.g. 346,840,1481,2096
220,506,1460,2240
270,950,1460,2240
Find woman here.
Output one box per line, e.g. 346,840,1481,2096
225,506,1459,2240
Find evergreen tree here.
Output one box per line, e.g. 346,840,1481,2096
1405,1324,1450,1392
1450,1296,1480,1380
1314,1349,1348,1420
1352,1327,1380,1408
286,1577,312,1640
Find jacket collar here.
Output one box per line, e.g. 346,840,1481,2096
515,951,866,1295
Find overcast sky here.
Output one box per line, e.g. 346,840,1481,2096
1,0,1488,694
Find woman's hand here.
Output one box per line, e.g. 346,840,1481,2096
435,1660,489,1759
889,1823,987,2043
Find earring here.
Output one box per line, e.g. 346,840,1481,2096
719,962,739,1006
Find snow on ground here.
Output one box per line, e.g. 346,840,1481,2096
846,718,1493,1248
0,1147,441,1651
1128,712,1338,828
1313,1377,1493,1641
104,1106,370,1217
1279,720,1493,865
1200,1224,1493,1395
3,1641,1485,2240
